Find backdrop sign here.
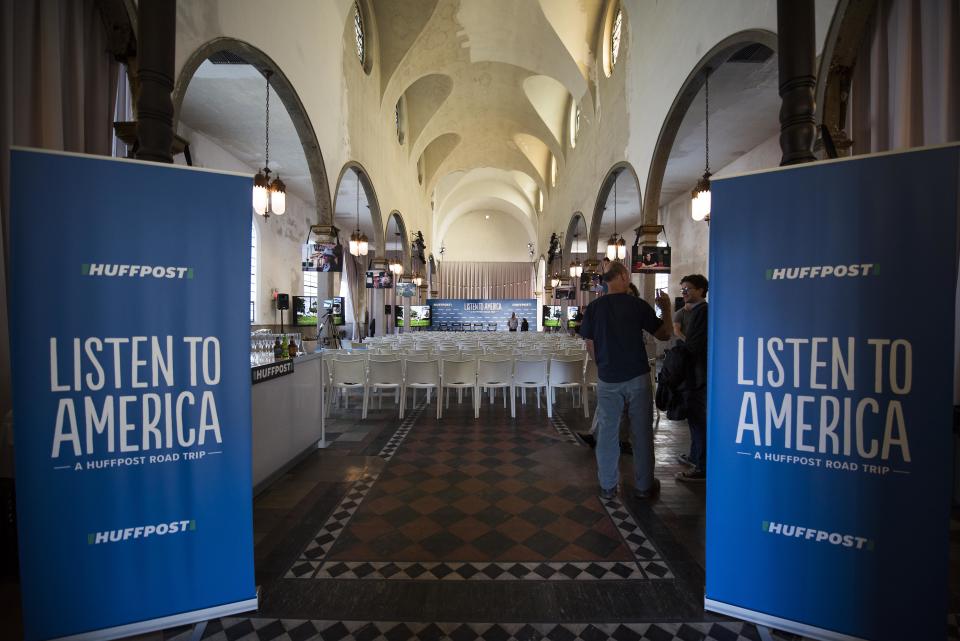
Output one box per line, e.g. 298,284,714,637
428,299,538,330
705,146,958,641
10,149,257,640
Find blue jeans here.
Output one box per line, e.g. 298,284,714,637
595,374,655,492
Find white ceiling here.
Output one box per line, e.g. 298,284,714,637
179,61,313,206
658,54,780,207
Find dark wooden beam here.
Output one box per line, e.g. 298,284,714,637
135,0,175,163
777,0,818,165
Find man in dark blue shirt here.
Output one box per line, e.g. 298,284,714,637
579,261,672,500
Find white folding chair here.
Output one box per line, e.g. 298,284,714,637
366,356,405,418
403,357,442,419
513,357,548,411
584,357,598,417
548,354,588,418
440,357,478,413
476,356,515,418
326,357,368,417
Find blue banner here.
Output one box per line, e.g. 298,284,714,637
10,150,257,640
427,299,538,330
705,146,959,641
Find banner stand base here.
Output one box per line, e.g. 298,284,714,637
188,621,207,641
704,599,869,641
51,597,259,641
756,626,775,641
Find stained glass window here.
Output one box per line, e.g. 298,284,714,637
354,2,365,66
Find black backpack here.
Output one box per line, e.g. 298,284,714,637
655,342,688,420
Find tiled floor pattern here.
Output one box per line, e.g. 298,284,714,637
169,617,774,641
287,398,669,581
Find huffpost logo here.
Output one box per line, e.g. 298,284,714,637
765,264,878,280
82,264,194,279
88,519,196,544
762,520,874,550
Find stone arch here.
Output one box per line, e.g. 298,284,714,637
334,161,385,259
815,0,879,156
589,162,641,261
171,38,333,226
563,211,587,255
385,210,410,270
640,29,778,225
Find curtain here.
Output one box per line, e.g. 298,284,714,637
849,0,960,154
437,261,534,300
0,0,120,428
342,253,364,341
846,0,960,401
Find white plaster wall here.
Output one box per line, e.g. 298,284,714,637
443,211,534,262
176,123,312,326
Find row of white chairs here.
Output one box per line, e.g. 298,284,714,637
323,353,596,420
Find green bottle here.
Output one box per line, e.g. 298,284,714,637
273,336,282,360
281,334,289,359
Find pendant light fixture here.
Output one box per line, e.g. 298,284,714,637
569,217,583,278
349,172,368,256
606,178,625,260
691,67,712,222
252,70,286,218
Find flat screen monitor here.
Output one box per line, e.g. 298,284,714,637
566,305,579,329
542,305,562,328
554,287,575,300
301,241,343,273
322,297,345,326
293,295,318,326
365,270,394,289
396,281,416,298
395,304,431,327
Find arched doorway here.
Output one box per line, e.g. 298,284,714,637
173,40,333,327
332,163,384,340
384,211,409,334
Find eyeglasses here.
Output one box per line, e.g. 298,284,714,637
680,287,689,293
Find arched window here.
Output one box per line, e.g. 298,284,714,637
394,98,404,144
569,100,581,148
611,6,623,69
250,220,258,323
353,1,365,66
538,189,544,213
550,155,558,188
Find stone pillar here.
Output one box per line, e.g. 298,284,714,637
135,0,175,163
777,0,818,166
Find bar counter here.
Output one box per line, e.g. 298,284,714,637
251,350,325,492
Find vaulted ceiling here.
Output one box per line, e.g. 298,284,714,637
375,0,605,249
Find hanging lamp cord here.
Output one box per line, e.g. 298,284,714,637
704,68,710,174
264,72,270,170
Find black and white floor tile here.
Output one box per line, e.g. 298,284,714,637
168,618,773,641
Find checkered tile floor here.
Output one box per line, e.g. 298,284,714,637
170,618,770,641
286,399,670,581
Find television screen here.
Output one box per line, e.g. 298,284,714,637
394,304,431,327
554,287,575,300
293,295,318,326
301,241,343,273
566,305,580,329
580,272,603,292
631,244,672,274
365,270,394,289
542,305,562,328
322,297,345,326
396,281,416,298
